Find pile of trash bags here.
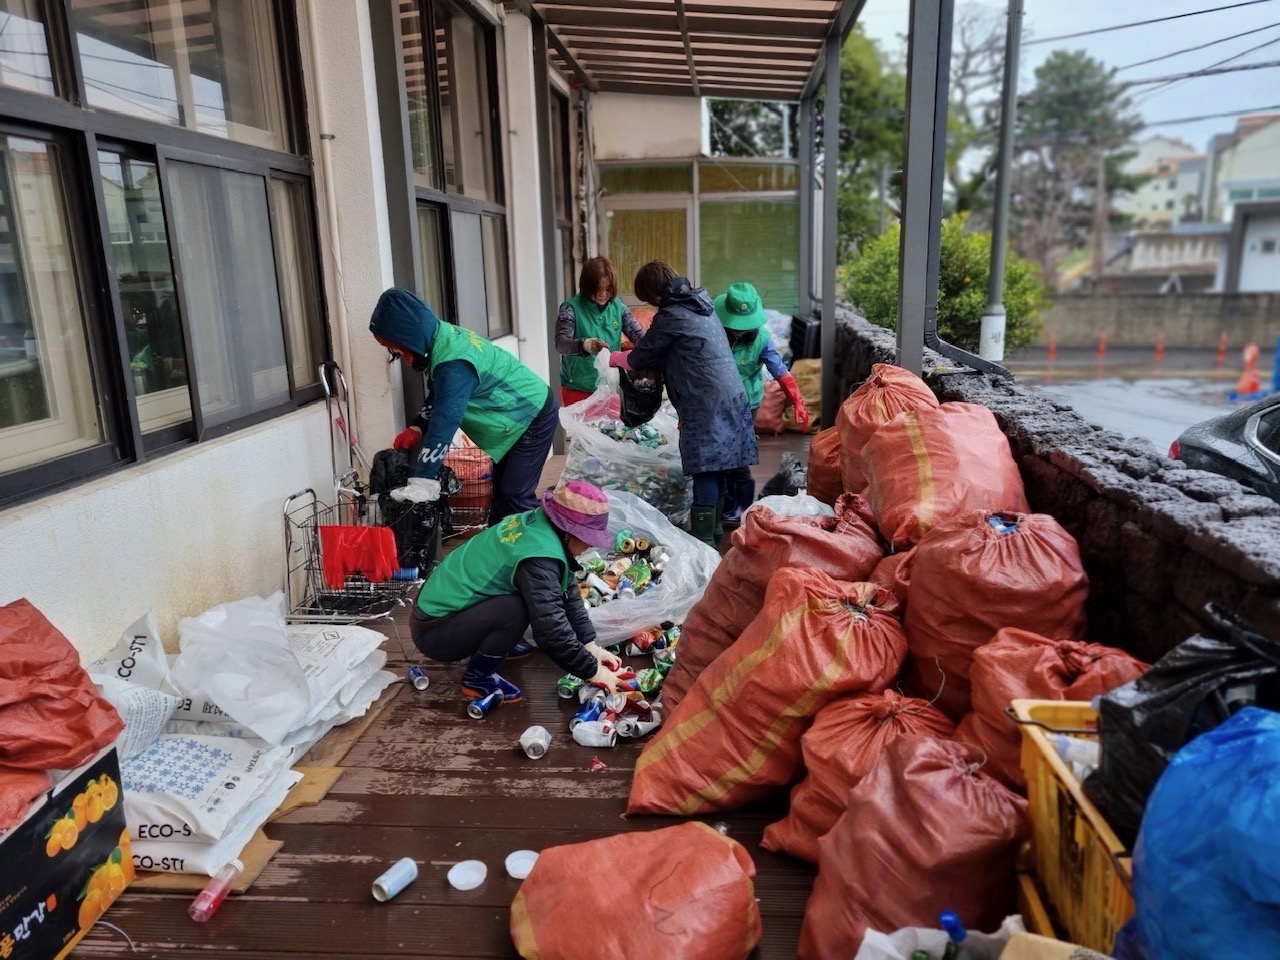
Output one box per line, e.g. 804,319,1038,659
88,595,395,875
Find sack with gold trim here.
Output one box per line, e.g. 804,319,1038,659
806,426,843,506
861,402,1029,549
836,363,939,493
510,822,761,960
627,571,906,816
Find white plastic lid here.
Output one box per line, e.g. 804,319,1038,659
504,850,538,880
227,858,244,873
447,859,487,891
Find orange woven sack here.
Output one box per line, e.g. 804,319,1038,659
755,379,786,435
905,511,1089,720
806,427,843,505
798,736,1029,960
628,572,906,816
956,628,1148,789
868,548,914,606
661,494,884,713
762,690,955,863
511,822,761,960
862,402,1029,548
836,363,939,492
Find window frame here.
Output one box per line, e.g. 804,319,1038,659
0,0,329,508
404,0,511,340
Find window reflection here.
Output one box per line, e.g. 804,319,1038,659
0,1,57,96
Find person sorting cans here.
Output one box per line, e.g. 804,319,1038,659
410,481,629,703
609,260,759,547
370,287,556,525
715,281,810,524
555,256,647,408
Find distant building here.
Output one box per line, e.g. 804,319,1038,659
1206,115,1280,221
1113,135,1198,224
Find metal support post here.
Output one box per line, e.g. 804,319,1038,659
820,33,840,428
797,94,816,320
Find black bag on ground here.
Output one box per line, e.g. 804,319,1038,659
618,369,663,428
1084,602,1280,847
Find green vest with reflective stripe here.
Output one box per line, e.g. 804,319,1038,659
415,508,572,618
559,294,626,392
429,322,549,462
731,327,772,410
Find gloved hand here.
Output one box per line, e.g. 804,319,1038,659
585,642,623,671
778,372,811,433
607,350,633,371
588,663,627,694
392,425,422,450
582,338,610,355
390,477,441,503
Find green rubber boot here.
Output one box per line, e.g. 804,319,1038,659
690,505,718,547
714,497,725,540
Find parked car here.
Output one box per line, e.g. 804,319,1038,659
1169,393,1280,502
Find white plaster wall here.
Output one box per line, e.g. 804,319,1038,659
592,93,703,160
0,407,333,660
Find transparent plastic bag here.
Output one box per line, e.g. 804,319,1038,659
752,494,835,518
560,353,692,524
854,915,1024,960
587,491,720,646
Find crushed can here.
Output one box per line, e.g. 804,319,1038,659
466,691,503,720
556,674,585,699
636,668,664,696
572,720,617,749
569,699,604,730
578,683,607,704
519,725,552,760
407,665,430,691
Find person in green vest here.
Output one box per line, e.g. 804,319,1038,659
371,287,556,527
555,256,647,407
410,480,629,704
714,282,810,524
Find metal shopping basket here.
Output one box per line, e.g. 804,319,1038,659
440,442,493,538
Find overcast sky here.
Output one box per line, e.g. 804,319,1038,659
857,0,1280,154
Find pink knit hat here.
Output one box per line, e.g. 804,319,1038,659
541,481,613,548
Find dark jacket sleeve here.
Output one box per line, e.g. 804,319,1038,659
759,340,788,380
412,359,478,480
626,313,674,372
554,303,587,357
514,558,598,679
621,306,646,346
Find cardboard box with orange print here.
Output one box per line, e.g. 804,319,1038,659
0,748,131,960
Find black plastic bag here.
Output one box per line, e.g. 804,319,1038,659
369,448,411,496
1084,602,1280,847
619,369,663,428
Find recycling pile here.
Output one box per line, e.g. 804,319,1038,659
557,622,680,749
560,353,692,524
574,533,669,609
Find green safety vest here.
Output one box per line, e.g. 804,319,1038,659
430,322,550,462
731,327,772,410
416,508,572,618
559,294,626,392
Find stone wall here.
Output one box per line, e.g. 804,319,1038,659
834,308,1280,661
1037,292,1280,348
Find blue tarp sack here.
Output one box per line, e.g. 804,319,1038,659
1116,706,1280,960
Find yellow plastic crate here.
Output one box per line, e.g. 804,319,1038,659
1013,699,1134,954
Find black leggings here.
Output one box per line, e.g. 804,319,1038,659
411,595,529,662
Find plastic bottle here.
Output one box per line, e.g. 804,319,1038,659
940,910,967,959
1050,734,1101,770
189,858,243,922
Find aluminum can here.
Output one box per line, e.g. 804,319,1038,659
519,725,552,760
556,674,585,699
466,691,503,719
569,699,604,730
372,857,418,902
407,665,429,691
579,683,606,704
572,720,618,748
636,668,664,695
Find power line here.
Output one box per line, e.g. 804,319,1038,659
1143,104,1280,126
1123,56,1280,87
1116,22,1280,71
1023,0,1277,47
1135,34,1280,102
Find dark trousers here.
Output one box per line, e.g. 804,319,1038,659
692,470,729,508
489,393,559,525
411,595,529,662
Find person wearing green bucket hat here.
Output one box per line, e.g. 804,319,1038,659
714,282,810,524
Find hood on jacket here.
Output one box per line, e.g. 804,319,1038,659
369,287,441,361
662,275,714,316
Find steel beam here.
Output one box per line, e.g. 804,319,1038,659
673,0,701,97
797,93,816,320
820,32,840,427
801,0,867,99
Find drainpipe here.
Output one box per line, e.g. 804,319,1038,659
978,0,1023,363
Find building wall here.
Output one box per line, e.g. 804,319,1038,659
835,312,1280,663
1237,212,1280,293
1127,232,1222,273
1217,120,1280,221
591,93,704,160
1114,136,1197,218
1035,292,1280,347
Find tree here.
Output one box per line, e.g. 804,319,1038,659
944,7,1006,221
707,99,791,158
842,213,1048,354
1011,49,1145,286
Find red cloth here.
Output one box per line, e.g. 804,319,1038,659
560,387,593,408
319,525,400,589
0,599,124,829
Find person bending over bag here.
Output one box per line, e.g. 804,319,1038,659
410,481,628,702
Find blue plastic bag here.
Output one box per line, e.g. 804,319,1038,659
1121,707,1280,959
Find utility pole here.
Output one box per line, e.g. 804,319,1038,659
1092,150,1107,289
978,0,1024,362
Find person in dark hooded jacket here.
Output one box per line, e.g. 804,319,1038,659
370,288,558,528
609,260,759,546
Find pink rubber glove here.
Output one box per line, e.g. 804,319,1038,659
608,350,633,372
778,372,811,432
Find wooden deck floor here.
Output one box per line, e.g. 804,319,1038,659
74,433,815,960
